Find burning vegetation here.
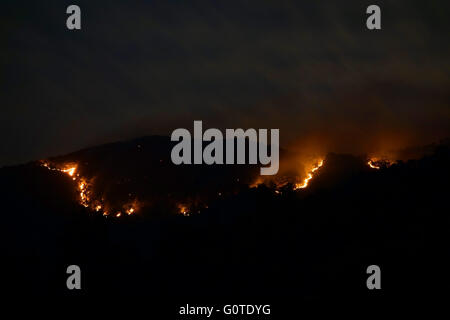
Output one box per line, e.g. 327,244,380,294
367,158,394,170
39,149,397,219
250,157,326,192
41,161,139,218
294,160,324,190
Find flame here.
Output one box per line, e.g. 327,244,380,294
294,159,324,190
368,160,380,170
78,179,90,207
41,162,77,177
367,158,394,170
62,167,76,176
41,160,140,218
249,157,325,191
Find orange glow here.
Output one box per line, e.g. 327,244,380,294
177,204,189,216
41,162,77,178
294,159,324,190
78,179,90,207
249,158,325,191
41,160,142,218
367,158,394,170
62,167,76,176
368,160,380,170
250,176,264,188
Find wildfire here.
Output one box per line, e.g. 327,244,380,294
78,179,90,207
294,160,324,190
368,160,380,170
249,158,325,191
42,162,78,177
367,158,393,170
41,160,139,218
62,167,76,176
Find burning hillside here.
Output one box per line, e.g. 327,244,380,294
1,137,449,300
41,161,140,218
367,158,395,170
36,136,406,218
36,136,262,218
294,159,324,189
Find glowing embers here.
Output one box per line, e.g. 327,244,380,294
294,159,324,190
177,204,190,216
78,179,89,207
123,199,140,216
176,201,209,216
91,196,139,219
105,205,137,218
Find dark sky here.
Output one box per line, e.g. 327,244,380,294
1,0,449,166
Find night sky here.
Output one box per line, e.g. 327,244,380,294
1,0,449,166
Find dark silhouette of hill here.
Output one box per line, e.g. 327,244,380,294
0,136,449,308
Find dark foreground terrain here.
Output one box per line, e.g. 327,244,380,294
1,137,449,309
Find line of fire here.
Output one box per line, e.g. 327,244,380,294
40,154,392,219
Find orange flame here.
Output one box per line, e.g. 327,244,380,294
368,160,380,170
41,162,77,178
41,161,141,218
367,158,394,170
294,159,324,190
62,167,76,176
